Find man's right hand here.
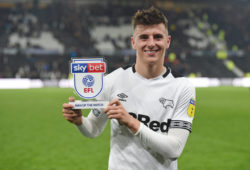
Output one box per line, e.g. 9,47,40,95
62,97,82,126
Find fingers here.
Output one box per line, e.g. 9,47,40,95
104,98,121,113
62,102,81,119
62,103,74,110
106,109,120,119
69,96,75,102
62,97,75,108
108,98,121,106
63,110,81,122
63,112,81,118
104,105,119,113
107,114,120,119
63,114,80,123
62,107,81,115
62,108,75,114
62,97,83,125
105,104,124,119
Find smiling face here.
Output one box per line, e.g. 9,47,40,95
131,23,171,66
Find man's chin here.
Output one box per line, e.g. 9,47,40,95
144,56,160,65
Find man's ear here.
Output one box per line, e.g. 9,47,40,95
131,36,136,50
166,35,171,49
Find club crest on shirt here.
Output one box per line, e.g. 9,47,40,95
159,97,174,109
187,99,196,117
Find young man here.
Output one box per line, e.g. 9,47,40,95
62,6,196,170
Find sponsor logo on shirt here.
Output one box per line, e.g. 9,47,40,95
129,112,192,132
129,112,171,133
117,93,128,102
187,99,196,117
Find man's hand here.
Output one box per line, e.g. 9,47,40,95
104,98,140,134
62,97,82,126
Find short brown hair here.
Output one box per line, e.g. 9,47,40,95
132,6,168,31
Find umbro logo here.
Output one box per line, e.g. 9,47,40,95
159,97,174,109
117,93,128,102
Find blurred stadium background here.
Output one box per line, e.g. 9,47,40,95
0,0,250,170
0,0,250,84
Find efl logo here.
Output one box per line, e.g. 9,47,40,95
84,88,94,93
71,63,105,73
82,75,95,94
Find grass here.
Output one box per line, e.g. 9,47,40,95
0,88,110,170
179,87,250,170
0,87,250,170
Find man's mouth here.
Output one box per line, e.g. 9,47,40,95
144,49,159,55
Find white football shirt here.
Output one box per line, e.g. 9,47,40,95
94,65,196,170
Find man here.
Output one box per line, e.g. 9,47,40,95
62,6,196,170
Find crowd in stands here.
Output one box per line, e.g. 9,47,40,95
0,1,249,79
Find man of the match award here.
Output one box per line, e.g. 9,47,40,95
69,58,109,109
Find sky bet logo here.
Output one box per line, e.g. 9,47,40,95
71,63,105,73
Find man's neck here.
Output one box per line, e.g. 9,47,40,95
135,62,166,79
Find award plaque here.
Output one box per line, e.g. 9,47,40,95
69,58,109,109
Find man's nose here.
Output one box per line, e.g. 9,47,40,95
147,36,155,47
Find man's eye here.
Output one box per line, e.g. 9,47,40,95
154,34,163,39
139,35,148,40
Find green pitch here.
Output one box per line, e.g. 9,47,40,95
0,87,249,170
